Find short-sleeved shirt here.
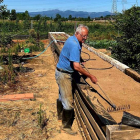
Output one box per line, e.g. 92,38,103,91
57,35,82,73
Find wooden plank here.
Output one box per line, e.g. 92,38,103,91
74,100,91,140
125,68,140,83
0,93,34,102
75,94,99,140
75,115,87,140
75,84,116,126
106,125,140,140
75,90,106,140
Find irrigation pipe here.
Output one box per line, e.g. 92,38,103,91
3,29,29,38
22,40,67,60
11,29,29,37
22,40,55,60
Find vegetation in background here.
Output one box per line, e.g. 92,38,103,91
0,28,44,88
0,3,139,76
0,49,16,86
0,34,12,47
0,0,6,13
86,39,117,50
112,6,140,73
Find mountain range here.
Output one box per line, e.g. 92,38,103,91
28,9,112,18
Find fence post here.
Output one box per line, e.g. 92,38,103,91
74,21,77,33
31,20,33,29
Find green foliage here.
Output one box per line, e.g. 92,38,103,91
37,104,47,129
33,14,41,21
57,19,62,31
16,12,28,20
0,0,6,13
86,39,117,49
10,9,16,20
0,34,12,47
54,14,61,22
23,34,44,52
24,10,30,20
0,17,118,40
29,42,44,52
23,19,30,29
29,29,37,39
0,49,16,85
112,6,140,72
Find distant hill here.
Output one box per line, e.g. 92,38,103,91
28,9,112,18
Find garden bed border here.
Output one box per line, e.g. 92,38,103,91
83,43,140,83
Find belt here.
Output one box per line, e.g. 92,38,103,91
56,67,72,74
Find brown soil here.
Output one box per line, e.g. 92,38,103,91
0,39,82,140
81,47,140,123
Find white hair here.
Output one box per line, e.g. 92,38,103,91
75,24,89,34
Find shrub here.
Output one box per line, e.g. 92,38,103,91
29,29,37,39
112,6,140,72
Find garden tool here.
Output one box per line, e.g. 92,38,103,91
81,63,130,112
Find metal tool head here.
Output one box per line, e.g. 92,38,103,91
107,104,130,112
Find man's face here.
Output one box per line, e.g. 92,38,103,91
77,27,88,43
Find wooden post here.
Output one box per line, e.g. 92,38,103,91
106,125,140,140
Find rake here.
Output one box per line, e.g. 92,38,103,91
107,104,130,112
81,63,131,113
97,82,130,113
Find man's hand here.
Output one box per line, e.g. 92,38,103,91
73,62,98,84
80,62,86,66
90,75,98,84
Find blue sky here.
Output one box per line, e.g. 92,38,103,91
1,0,138,13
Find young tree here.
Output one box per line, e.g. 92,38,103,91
25,10,30,20
0,0,6,18
0,0,6,11
33,14,41,21
68,15,72,20
112,6,140,72
54,14,61,22
10,9,16,20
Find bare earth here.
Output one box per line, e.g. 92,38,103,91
0,40,82,140
81,47,140,123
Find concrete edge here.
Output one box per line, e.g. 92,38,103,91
83,44,140,83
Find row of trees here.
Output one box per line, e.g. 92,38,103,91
0,0,114,21
0,9,94,21
0,9,113,21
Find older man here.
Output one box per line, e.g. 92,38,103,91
55,24,97,135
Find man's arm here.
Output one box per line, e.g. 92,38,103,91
73,62,97,84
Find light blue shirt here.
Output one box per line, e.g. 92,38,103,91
57,35,82,73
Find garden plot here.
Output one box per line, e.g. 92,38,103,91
80,46,140,123
49,32,140,140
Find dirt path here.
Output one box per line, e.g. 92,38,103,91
0,40,82,140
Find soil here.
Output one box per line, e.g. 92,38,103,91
0,39,82,140
0,39,140,139
81,47,140,123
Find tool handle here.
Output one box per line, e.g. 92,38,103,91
97,82,116,109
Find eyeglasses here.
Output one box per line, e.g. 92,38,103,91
79,33,88,38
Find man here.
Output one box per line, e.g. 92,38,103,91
55,24,97,135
